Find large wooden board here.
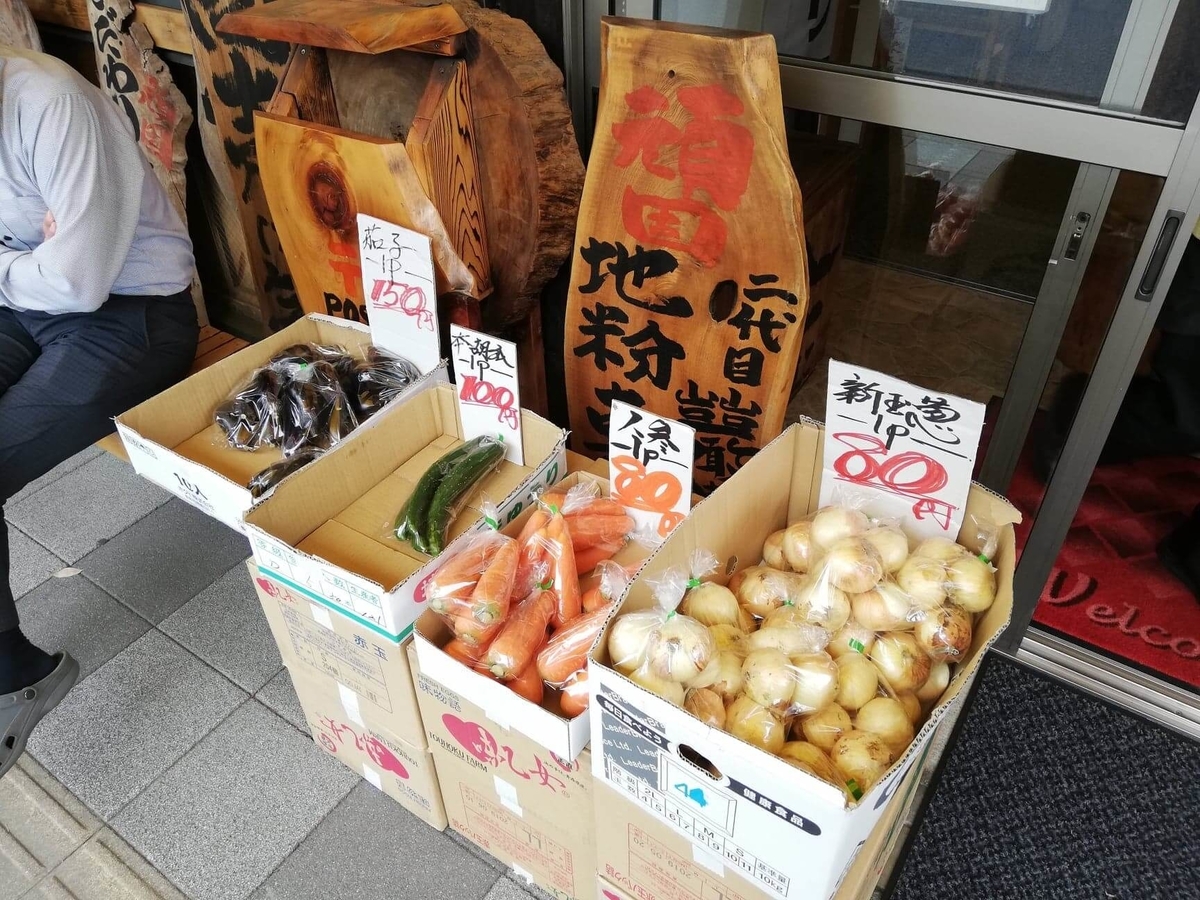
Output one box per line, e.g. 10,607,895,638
181,0,299,329
563,18,809,493
0,0,41,49
217,0,466,55
255,110,477,323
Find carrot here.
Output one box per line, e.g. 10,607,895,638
452,614,502,647
575,543,620,575
513,523,551,598
559,669,589,717
536,604,613,685
515,508,550,552
507,660,545,704
540,490,568,511
567,498,628,518
547,516,581,627
483,588,555,679
565,513,634,551
469,538,518,625
581,585,607,613
429,540,498,602
444,637,490,668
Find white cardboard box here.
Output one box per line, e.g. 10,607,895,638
243,382,567,639
589,421,1020,900
116,314,442,531
413,471,652,761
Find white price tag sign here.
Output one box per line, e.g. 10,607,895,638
357,213,441,373
608,400,695,541
449,324,523,464
820,360,985,540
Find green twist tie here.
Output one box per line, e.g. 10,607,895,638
686,577,702,590
666,610,677,620
484,516,499,530
977,553,991,564
848,638,865,654
548,504,560,515
846,779,863,800
537,579,553,591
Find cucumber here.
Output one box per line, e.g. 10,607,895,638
397,436,488,551
424,438,506,554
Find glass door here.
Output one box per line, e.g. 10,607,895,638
563,0,1200,730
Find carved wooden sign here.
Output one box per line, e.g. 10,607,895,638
564,18,809,493
181,0,299,328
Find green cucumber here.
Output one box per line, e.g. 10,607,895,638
424,438,506,554
397,436,488,550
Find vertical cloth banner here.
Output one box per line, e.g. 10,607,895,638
563,19,809,495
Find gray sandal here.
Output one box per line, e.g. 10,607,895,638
0,653,79,779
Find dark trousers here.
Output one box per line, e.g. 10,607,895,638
0,292,199,631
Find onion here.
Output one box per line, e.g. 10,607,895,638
727,568,747,595
680,583,741,627
850,582,914,632
835,653,878,711
854,697,915,758
811,507,869,551
685,688,726,729
629,667,685,706
914,604,973,660
702,650,744,703
946,555,997,613
736,567,802,619
798,703,851,753
828,622,877,659
782,521,816,573
742,648,796,713
779,741,842,787
726,695,786,754
790,652,839,714
709,623,745,651
798,579,851,632
747,623,829,657
831,730,893,794
870,633,932,693
863,526,910,574
916,660,951,704
822,537,885,594
608,611,658,674
737,604,758,633
763,530,790,571
895,691,922,724
646,614,714,683
913,537,968,561
896,557,948,610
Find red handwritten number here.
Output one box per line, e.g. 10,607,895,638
370,280,434,332
459,375,518,429
611,454,684,538
832,433,954,529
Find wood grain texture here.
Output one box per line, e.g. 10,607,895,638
86,0,208,324
563,18,809,492
181,0,300,329
217,0,465,55
254,110,477,318
326,47,428,144
407,58,492,298
0,0,42,50
25,0,87,31
26,0,191,53
276,45,338,126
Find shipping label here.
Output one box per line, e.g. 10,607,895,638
821,359,985,540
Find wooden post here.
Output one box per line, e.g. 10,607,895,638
562,18,809,493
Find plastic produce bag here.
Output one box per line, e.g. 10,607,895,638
426,521,519,642
481,586,556,680
353,346,422,419
247,447,321,499
214,368,283,451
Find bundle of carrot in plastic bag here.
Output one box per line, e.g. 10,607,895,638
425,484,637,717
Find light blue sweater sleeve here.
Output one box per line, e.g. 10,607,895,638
0,93,144,313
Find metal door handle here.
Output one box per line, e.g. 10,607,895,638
1136,210,1183,300
1063,211,1091,260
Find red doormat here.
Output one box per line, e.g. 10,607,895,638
1003,446,1200,689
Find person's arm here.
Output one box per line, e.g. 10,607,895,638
0,93,143,313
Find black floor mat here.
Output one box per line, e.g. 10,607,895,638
888,654,1200,900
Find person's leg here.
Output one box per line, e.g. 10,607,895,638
0,291,198,696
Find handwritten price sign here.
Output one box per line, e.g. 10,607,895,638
357,213,441,374
450,324,523,465
820,360,985,540
609,400,695,540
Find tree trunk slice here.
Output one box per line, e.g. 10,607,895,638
563,18,809,493
0,0,40,50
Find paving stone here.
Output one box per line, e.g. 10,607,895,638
79,500,250,623
27,630,245,820
8,446,103,507
256,669,308,734
113,700,358,900
7,528,64,602
25,828,187,900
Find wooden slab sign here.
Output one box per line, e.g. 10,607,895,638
564,18,809,494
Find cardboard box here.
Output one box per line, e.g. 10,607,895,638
117,313,440,531
291,668,448,830
249,562,425,746
414,472,651,761
243,382,567,638
594,733,934,900
411,645,595,900
590,421,1020,900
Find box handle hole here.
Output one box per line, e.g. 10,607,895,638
678,743,723,781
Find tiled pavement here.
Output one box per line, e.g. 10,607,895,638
1,449,558,900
